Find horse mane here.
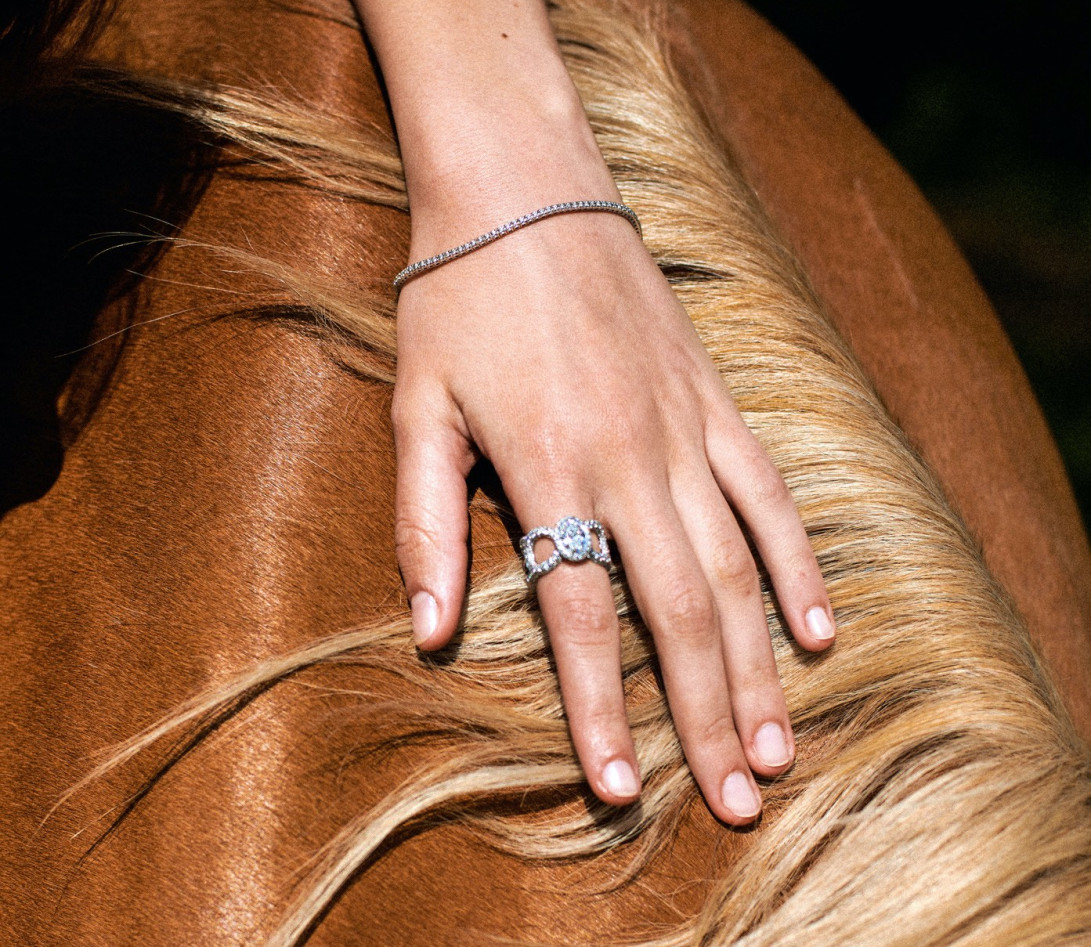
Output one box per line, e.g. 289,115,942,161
45,1,1091,944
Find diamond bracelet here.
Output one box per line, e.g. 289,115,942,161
392,200,643,293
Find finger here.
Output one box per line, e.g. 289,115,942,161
707,417,836,651
670,467,796,778
392,390,476,650
606,490,763,825
515,499,640,807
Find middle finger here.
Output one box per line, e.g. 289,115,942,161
604,483,763,825
669,465,796,778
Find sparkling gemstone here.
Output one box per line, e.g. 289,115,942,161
554,516,592,561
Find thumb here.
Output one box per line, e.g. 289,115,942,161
392,397,473,650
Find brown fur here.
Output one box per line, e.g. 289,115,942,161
1,1,1089,945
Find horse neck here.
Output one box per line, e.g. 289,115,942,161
0,0,413,771
22,0,407,650
67,300,399,635
5,142,739,947
0,3,752,941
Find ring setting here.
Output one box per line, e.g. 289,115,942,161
520,516,612,583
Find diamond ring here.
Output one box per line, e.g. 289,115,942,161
520,516,612,583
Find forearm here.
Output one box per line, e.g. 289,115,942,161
352,0,620,256
357,1,833,825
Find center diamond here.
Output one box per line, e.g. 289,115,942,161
554,516,592,561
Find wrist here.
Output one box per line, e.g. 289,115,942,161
354,0,621,255
402,92,621,253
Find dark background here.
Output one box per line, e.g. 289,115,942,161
747,0,1091,525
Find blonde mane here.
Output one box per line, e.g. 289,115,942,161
58,1,1091,944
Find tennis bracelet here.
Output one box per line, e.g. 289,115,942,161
392,199,643,293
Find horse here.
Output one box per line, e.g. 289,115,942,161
2,0,1090,944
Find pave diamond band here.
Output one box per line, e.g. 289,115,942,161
520,516,612,583
393,200,643,293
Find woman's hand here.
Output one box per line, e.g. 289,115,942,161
354,0,835,824
392,204,835,825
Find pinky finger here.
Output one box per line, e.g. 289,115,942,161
706,421,836,651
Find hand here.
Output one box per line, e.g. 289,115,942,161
391,205,836,825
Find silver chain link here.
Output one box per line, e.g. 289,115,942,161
393,200,642,293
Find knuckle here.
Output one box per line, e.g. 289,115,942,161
661,579,716,638
393,512,445,562
711,544,761,597
522,418,579,475
554,590,616,648
596,406,646,449
732,656,781,697
530,410,631,468
746,464,792,508
691,710,739,750
577,701,628,738
721,633,782,700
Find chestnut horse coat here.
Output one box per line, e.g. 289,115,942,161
2,1,1089,945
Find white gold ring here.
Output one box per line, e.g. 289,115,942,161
520,516,612,583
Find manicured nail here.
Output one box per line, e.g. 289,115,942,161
721,771,761,820
754,722,792,768
410,591,438,647
601,759,640,799
806,605,835,641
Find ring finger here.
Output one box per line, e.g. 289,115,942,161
515,496,641,807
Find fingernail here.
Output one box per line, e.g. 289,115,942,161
754,722,792,768
806,605,835,641
410,591,438,647
601,759,640,799
721,771,761,820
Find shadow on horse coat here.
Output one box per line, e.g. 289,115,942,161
1,0,1090,944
